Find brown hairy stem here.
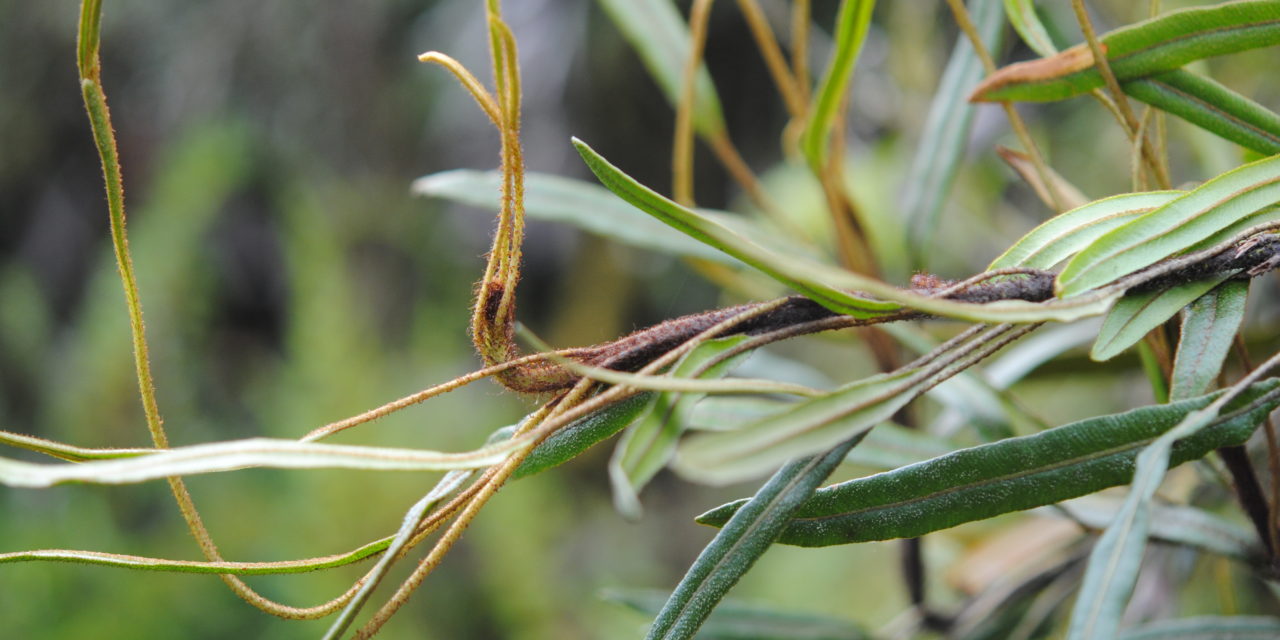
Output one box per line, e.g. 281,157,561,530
479,232,1280,395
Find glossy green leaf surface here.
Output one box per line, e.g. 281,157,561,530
696,382,1280,545
988,191,1181,270
1170,280,1249,400
1125,70,1280,157
645,436,864,640
1057,153,1280,297
575,138,1120,322
974,1,1280,103
1090,276,1230,362
595,0,726,137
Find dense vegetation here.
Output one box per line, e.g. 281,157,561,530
3,0,1280,638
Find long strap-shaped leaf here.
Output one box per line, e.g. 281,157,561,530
574,138,1119,322
1057,153,1280,297
695,381,1280,545
1124,70,1280,157
1068,362,1280,639
1089,275,1231,362
644,434,865,640
988,191,1182,270
799,0,876,171
972,0,1280,103
1169,280,1249,400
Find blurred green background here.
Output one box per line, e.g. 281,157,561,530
2,1,1278,638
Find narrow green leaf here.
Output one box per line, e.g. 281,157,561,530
575,138,1120,322
0,430,151,462
606,588,872,640
903,0,1005,255
1117,616,1280,640
512,392,652,480
696,382,1280,545
674,369,925,485
1089,275,1230,362
1057,154,1280,297
973,1,1280,103
414,170,735,263
1068,376,1280,638
610,337,753,519
645,435,865,640
0,436,528,488
595,0,726,137
1004,0,1057,57
1125,70,1280,157
1170,280,1249,400
0,537,393,575
1057,496,1262,562
988,191,1181,270
799,0,876,170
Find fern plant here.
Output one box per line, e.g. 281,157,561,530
4,0,1280,638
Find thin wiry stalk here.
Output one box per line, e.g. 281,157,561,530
77,0,325,619
791,0,811,107
944,0,1063,211
674,0,785,222
1070,0,1171,189
673,0,713,206
354,296,812,633
736,0,804,117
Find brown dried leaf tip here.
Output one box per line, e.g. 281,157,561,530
969,43,1102,102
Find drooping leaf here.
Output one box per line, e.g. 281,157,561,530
972,1,1280,103
696,381,1280,545
1056,154,1280,297
610,336,753,519
605,588,872,640
595,0,726,138
1125,70,1280,157
903,0,1005,256
988,191,1181,270
1089,275,1230,362
645,436,865,640
574,138,1120,322
1170,280,1250,400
